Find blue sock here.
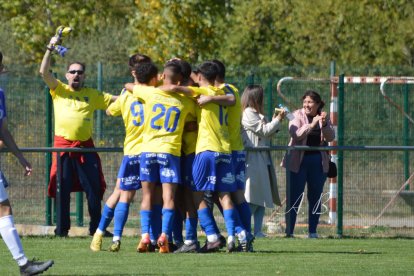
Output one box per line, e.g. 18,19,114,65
185,217,198,241
223,209,236,236
172,211,183,244
161,208,175,235
113,202,129,239
150,204,162,241
212,215,221,234
236,202,252,233
198,207,218,236
97,204,115,232
140,210,152,235
233,207,245,235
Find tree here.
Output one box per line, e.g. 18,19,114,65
219,0,414,68
218,0,296,67
0,0,134,63
129,0,232,65
290,0,414,67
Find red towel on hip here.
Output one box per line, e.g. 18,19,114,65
47,135,106,199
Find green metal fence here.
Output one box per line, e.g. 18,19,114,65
0,62,413,237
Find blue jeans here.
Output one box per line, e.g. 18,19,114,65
285,153,327,235
249,203,265,235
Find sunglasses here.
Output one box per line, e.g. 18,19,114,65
68,70,84,75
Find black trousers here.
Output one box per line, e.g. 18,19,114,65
55,153,102,236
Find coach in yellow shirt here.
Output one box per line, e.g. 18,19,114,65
40,35,117,237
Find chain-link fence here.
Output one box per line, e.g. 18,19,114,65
0,63,413,237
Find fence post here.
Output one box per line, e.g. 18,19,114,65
45,86,52,226
75,193,84,226
247,72,254,85
328,61,338,225
337,74,345,237
266,77,273,118
266,78,273,145
403,83,410,189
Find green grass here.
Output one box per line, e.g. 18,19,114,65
1,236,414,275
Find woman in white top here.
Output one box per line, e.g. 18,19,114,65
241,85,285,237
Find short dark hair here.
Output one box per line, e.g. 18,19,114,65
211,59,225,80
163,62,182,83
133,62,158,84
67,61,86,72
129,53,152,70
178,60,192,80
164,61,182,74
196,61,218,82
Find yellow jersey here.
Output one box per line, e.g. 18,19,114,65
220,83,244,151
107,89,144,155
51,80,112,141
181,107,198,156
133,85,197,156
189,86,231,154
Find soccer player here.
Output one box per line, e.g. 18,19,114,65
90,54,151,252
161,61,239,252
198,59,254,251
166,59,200,253
191,62,240,252
173,116,200,253
126,61,197,253
0,51,54,275
40,35,117,237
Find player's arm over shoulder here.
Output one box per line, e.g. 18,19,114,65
158,84,194,97
125,82,135,92
197,93,235,107
106,90,123,116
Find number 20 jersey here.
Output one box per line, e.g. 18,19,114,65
133,85,197,157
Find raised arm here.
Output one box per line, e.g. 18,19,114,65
242,107,282,138
39,36,59,90
0,118,32,176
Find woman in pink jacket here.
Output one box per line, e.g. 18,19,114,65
281,90,335,238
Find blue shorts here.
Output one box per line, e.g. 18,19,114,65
181,153,195,189
192,151,236,192
117,155,141,191
140,152,181,184
232,151,246,190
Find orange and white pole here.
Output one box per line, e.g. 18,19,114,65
328,79,338,224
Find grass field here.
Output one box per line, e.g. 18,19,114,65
1,236,413,275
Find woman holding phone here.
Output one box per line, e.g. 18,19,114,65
241,85,286,238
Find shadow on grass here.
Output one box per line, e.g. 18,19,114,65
254,250,381,255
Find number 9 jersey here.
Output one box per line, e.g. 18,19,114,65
107,88,144,155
